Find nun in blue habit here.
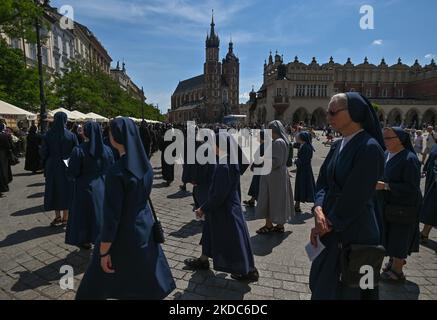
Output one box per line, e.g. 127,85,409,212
184,132,258,281
41,112,78,226
244,130,265,208
294,131,316,213
309,92,385,300
76,118,175,300
65,122,115,249
420,144,437,243
377,127,421,282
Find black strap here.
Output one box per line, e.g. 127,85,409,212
148,196,158,222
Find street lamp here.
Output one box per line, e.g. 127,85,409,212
141,86,145,121
35,0,49,133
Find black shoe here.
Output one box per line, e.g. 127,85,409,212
231,269,259,282
179,185,187,191
184,258,210,270
295,207,302,213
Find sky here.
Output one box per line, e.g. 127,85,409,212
50,0,437,114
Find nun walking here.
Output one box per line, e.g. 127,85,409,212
0,122,13,196
24,125,43,173
294,131,316,213
41,112,78,226
185,132,258,281
159,125,175,186
420,143,437,243
256,120,294,234
66,122,115,250
76,118,175,300
244,130,265,208
377,127,422,282
309,93,385,300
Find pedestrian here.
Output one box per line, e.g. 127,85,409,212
294,131,316,213
309,93,385,300
0,122,13,196
256,120,295,234
422,126,437,165
377,127,422,282
76,118,176,300
41,112,78,227
184,132,259,282
244,130,265,208
159,125,175,186
420,143,437,243
66,122,115,250
414,130,424,156
24,125,43,173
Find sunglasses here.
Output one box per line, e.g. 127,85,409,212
327,108,347,117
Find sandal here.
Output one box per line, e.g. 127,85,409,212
380,269,406,282
256,226,274,234
383,259,406,272
50,216,62,227
273,225,285,233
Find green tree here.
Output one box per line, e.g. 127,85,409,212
0,0,45,44
0,38,40,110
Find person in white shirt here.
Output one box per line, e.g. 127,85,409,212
423,126,437,165
414,130,424,156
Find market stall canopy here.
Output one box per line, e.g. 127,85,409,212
70,110,88,121
48,108,75,121
85,112,109,122
0,100,37,120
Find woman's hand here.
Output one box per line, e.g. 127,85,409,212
195,208,204,220
101,255,115,274
310,228,319,247
313,206,331,234
375,181,386,190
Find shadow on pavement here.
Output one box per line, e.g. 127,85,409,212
172,269,250,300
11,205,45,217
167,190,192,199
420,239,437,252
27,182,45,187
10,250,90,293
169,220,202,238
380,279,420,300
13,172,34,177
250,231,293,256
289,212,313,225
153,182,169,188
0,226,65,248
27,192,44,199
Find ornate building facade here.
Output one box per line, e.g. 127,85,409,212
168,14,240,124
247,53,437,128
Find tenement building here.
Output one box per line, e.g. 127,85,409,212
247,53,437,128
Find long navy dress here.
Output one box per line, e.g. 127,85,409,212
24,126,43,172
421,148,437,227
380,150,421,259
294,142,316,203
65,140,114,246
309,131,384,300
200,160,256,275
423,145,437,194
248,143,264,200
41,113,78,211
76,118,175,300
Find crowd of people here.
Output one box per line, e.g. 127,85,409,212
0,94,436,300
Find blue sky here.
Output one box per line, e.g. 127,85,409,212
51,0,437,114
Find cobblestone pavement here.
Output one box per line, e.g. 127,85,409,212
1,136,437,300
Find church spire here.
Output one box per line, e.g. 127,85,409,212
206,9,219,48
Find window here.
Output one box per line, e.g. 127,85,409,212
277,88,282,96
366,89,372,98
381,88,388,98
284,88,288,97
29,44,37,60
11,38,20,49
42,47,48,66
398,89,404,98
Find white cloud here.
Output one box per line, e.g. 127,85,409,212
372,39,383,46
425,54,435,60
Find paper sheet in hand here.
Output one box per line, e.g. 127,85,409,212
305,236,326,262
63,158,70,167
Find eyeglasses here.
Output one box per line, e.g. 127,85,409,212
383,136,398,140
327,108,347,117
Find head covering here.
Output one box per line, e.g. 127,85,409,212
28,125,37,136
110,117,149,179
346,92,385,150
215,131,249,174
0,122,5,133
298,131,315,152
268,120,290,145
51,112,67,134
84,121,104,158
390,127,416,154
